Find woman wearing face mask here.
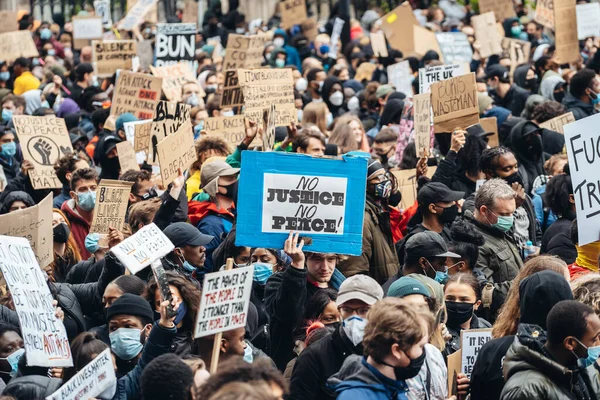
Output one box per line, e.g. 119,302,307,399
268,48,288,69
443,273,491,357
321,77,346,117
144,272,201,356
262,43,275,66
47,209,81,283
0,324,25,385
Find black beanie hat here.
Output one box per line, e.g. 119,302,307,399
518,270,573,329
367,158,385,180
106,293,154,324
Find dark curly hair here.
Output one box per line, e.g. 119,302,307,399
449,219,485,270
458,133,488,177
545,173,573,216
531,101,567,124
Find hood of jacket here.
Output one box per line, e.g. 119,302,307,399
321,76,344,113
505,120,545,180
274,28,289,44
518,270,573,329
3,375,63,399
563,93,595,114
540,74,565,101
61,198,91,227
188,199,235,226
513,64,530,89
328,355,404,395
0,190,35,214
268,47,288,67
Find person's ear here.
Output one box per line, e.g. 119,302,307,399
189,385,197,400
473,299,482,311
456,261,467,272
65,172,73,182
220,338,228,353
428,203,437,215
564,336,578,352
479,205,488,216
569,194,575,205
144,323,152,338
390,343,404,362
70,190,77,200
129,193,136,202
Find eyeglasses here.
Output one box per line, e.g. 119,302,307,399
339,306,371,318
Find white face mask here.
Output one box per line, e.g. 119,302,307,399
342,316,367,346
295,77,308,92
273,37,285,48
236,27,245,34
347,96,360,112
329,90,344,107
223,110,234,117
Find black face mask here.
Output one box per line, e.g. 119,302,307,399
102,156,120,174
553,90,565,103
446,301,474,328
53,223,70,244
437,204,459,224
524,77,537,90
388,190,402,207
526,134,543,156
220,180,238,203
393,348,427,381
503,171,524,187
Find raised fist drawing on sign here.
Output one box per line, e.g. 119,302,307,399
33,138,53,165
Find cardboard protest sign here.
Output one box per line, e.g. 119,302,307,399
94,0,112,26
387,61,413,97
381,3,419,44
134,120,153,152
238,68,295,126
501,38,531,76
419,64,468,94
328,18,344,59
576,3,600,40
354,62,377,82
563,114,600,245
90,180,134,234
203,115,245,148
430,72,479,133
150,62,198,102
119,0,158,30
461,329,492,379
236,152,368,255
391,167,437,209
0,11,18,33
148,101,192,164
182,1,199,24
280,0,307,30
554,0,579,64
480,117,499,147
301,17,318,42
111,223,174,274
123,120,149,165
534,0,554,29
414,93,431,158
156,121,197,186
0,236,72,367
72,16,103,49
155,23,196,68
435,33,473,64
539,112,575,134
371,32,388,58
12,116,73,190
262,103,277,151
110,71,162,120
478,0,516,22
93,40,137,78
222,34,266,71
447,350,461,396
116,141,141,172
0,30,39,61
221,70,244,109
0,194,53,268
472,12,503,58
46,348,115,400
195,266,254,338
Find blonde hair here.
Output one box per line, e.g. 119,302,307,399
572,274,600,316
544,153,568,175
302,102,329,136
492,256,568,338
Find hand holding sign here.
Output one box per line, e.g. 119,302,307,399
456,373,470,399
243,119,261,147
107,226,125,248
158,299,177,329
450,130,466,152
284,232,305,270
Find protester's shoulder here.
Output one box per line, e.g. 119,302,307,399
501,370,551,400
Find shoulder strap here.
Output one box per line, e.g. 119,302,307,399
482,283,495,309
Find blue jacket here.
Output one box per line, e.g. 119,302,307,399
274,28,302,72
328,355,409,400
54,184,71,209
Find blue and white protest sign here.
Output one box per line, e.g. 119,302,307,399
564,113,600,245
236,152,368,255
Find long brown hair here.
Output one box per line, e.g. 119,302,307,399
48,208,82,282
492,256,567,338
302,102,329,136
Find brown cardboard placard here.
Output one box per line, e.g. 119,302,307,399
93,40,137,78
554,0,579,64
0,193,53,268
123,0,158,28
478,0,516,22
150,62,200,102
72,16,104,49
380,4,419,56
539,111,575,134
203,115,246,149
12,116,73,190
370,32,388,58
301,17,318,42
116,141,140,172
534,0,554,29
0,30,39,62
220,70,244,109
110,71,162,120
501,38,531,76
354,62,377,82
447,350,461,397
280,0,308,30
431,72,479,133
391,166,437,210
414,93,432,158
479,117,499,147
90,180,134,234
222,34,268,71
182,1,199,24
156,123,197,186
134,120,153,152
0,11,18,34
262,103,277,151
472,12,503,58
148,101,192,165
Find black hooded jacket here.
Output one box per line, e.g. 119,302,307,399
470,270,573,400
321,76,346,117
379,99,405,128
504,120,545,193
0,190,34,214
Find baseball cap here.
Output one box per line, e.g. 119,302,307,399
102,135,121,155
336,275,384,306
200,160,240,196
164,222,214,248
375,84,395,99
387,276,431,298
405,231,460,259
485,64,510,82
417,182,464,206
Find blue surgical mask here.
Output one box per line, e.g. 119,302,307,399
590,89,600,106
0,348,24,378
319,44,330,55
1,109,13,123
193,122,204,140
243,342,253,363
275,59,285,68
297,109,303,122
174,301,187,325
182,260,196,272
223,110,234,117
47,49,55,56
511,26,522,37
186,93,199,107
253,262,274,285
0,72,9,82
424,260,449,284
77,190,96,211
1,142,16,158
40,28,52,40
109,327,143,360
488,210,514,232
575,338,600,369
85,232,101,254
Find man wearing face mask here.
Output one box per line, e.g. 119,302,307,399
188,160,238,273
272,29,302,71
302,68,327,106
485,65,530,117
562,68,600,120
337,160,399,285
371,129,398,170
0,324,25,385
69,63,95,106
464,179,523,321
97,135,122,180
62,167,99,259
162,222,213,281
328,298,434,399
181,81,205,108
290,275,384,400
501,300,600,400
0,128,20,182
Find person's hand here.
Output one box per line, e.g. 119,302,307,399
450,129,466,153
52,75,63,93
107,227,124,248
48,367,62,378
158,299,177,328
416,156,428,179
21,160,34,176
287,121,298,141
456,373,470,399
511,182,525,208
440,323,452,342
243,120,261,147
284,231,305,270
52,300,64,321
